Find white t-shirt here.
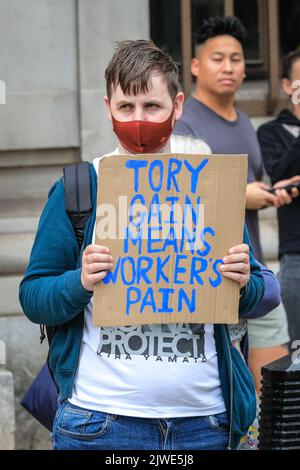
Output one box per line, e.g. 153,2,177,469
69,137,226,417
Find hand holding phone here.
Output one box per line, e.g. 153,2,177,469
267,181,300,195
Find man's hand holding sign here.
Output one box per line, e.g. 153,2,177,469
221,244,250,288
81,244,114,292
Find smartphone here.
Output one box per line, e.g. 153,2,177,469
267,181,300,195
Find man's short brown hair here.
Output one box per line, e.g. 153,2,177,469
105,40,180,101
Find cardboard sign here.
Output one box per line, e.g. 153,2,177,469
93,153,247,327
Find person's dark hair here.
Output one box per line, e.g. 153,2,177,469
105,40,180,101
193,16,247,50
281,49,300,79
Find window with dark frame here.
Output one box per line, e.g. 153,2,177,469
149,0,181,67
279,0,300,55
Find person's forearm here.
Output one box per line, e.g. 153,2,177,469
239,271,265,317
238,226,265,316
19,268,92,326
241,268,280,319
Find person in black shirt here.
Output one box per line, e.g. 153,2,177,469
258,50,300,348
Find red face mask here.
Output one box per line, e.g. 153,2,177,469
111,107,175,154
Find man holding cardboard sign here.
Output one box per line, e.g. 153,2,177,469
20,40,264,450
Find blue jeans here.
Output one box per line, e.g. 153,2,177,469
52,401,229,450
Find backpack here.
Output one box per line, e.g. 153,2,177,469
21,161,92,432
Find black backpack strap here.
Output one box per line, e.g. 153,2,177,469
63,161,92,248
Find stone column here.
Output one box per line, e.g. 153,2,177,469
77,0,150,160
0,340,15,450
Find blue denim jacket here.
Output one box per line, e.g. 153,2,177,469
19,163,265,449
